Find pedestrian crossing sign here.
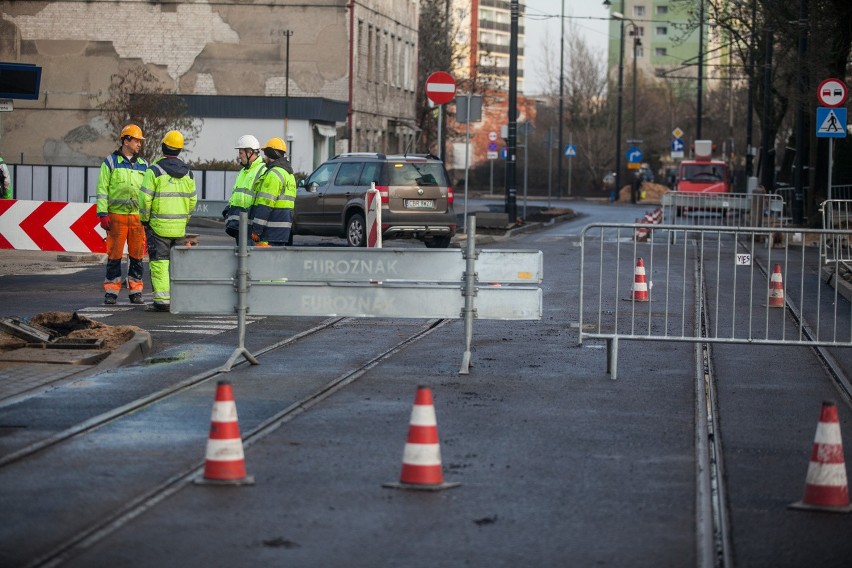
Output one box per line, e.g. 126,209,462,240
816,107,847,138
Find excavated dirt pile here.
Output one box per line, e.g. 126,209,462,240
618,182,670,204
0,312,142,352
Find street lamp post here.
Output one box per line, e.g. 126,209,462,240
605,0,626,201
629,27,641,141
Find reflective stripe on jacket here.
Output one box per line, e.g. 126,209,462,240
139,156,197,238
250,162,296,244
96,152,148,215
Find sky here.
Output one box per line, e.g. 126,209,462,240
523,0,611,95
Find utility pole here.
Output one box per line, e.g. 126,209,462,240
505,0,518,222
696,0,704,139
792,0,808,225
283,30,293,139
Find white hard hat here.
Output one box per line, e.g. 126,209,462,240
235,135,261,151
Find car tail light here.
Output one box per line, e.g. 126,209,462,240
447,186,454,205
375,185,389,204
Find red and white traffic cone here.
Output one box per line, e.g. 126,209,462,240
383,386,460,491
626,258,650,302
768,263,785,308
195,380,255,486
789,401,852,513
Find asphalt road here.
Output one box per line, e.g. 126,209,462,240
2,198,852,568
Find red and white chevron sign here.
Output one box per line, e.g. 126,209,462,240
0,199,106,253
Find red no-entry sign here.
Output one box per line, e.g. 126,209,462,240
425,71,456,105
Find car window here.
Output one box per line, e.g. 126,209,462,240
307,162,337,188
359,162,382,186
682,164,723,181
387,162,447,187
334,162,364,186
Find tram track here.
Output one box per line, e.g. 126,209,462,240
3,316,449,567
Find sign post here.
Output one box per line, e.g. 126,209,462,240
425,72,456,162
816,78,848,200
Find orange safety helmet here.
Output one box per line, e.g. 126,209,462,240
262,137,287,153
120,124,145,140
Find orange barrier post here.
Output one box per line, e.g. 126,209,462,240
195,380,255,486
383,386,460,491
768,263,785,308
789,401,852,513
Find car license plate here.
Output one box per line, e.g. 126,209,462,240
404,199,434,209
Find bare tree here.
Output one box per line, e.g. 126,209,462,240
95,66,200,163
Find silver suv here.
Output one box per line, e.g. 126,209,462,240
293,153,456,247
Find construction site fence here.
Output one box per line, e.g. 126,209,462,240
821,199,852,263
660,192,785,230
577,223,852,380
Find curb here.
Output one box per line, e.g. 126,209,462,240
91,330,153,373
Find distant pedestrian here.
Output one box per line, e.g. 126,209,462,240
250,137,296,247
631,172,642,204
139,130,197,312
0,154,11,199
223,135,265,244
96,124,148,305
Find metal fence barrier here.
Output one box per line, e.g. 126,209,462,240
578,223,852,379
171,215,543,374
661,192,785,231
821,199,852,263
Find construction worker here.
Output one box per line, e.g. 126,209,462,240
223,134,265,243
250,137,296,246
139,130,197,312
96,124,148,305
0,154,11,199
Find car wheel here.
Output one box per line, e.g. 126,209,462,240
424,236,451,248
346,213,366,247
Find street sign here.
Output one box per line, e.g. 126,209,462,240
501,147,508,160
817,78,848,108
564,144,577,157
816,107,847,138
487,151,498,160
0,99,13,112
672,127,684,139
425,71,456,105
488,141,498,152
488,131,498,142
671,139,685,152
626,147,643,163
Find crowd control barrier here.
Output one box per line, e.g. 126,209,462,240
171,214,543,374
661,192,785,234
821,199,852,263
578,223,852,380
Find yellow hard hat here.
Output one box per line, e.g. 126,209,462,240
120,124,144,140
162,130,184,150
263,137,287,153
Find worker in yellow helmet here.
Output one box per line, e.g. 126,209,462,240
250,137,296,246
138,130,197,312
96,124,148,305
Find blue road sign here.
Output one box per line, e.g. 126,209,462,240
564,144,577,157
488,141,498,152
626,147,643,163
501,147,508,160
816,107,847,138
671,139,685,152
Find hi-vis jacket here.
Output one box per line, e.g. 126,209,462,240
96,151,148,216
250,157,296,243
224,156,265,235
139,156,197,238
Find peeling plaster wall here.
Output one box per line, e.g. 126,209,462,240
0,0,418,166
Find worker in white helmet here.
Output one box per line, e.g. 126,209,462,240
223,134,265,243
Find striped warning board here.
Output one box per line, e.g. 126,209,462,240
0,199,106,253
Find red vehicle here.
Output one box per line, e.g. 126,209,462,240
676,140,730,194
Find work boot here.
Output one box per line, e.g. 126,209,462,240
145,303,170,312
129,293,145,305
104,294,117,305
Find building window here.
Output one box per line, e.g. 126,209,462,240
657,6,668,15
633,5,645,17
655,47,667,57
656,27,668,36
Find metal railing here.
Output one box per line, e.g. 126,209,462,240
821,199,852,263
578,223,852,379
661,192,785,230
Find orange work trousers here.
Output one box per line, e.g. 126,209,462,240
104,213,146,295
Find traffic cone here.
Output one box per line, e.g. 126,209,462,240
195,380,255,486
383,386,460,491
768,263,785,308
789,401,852,512
626,258,650,302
